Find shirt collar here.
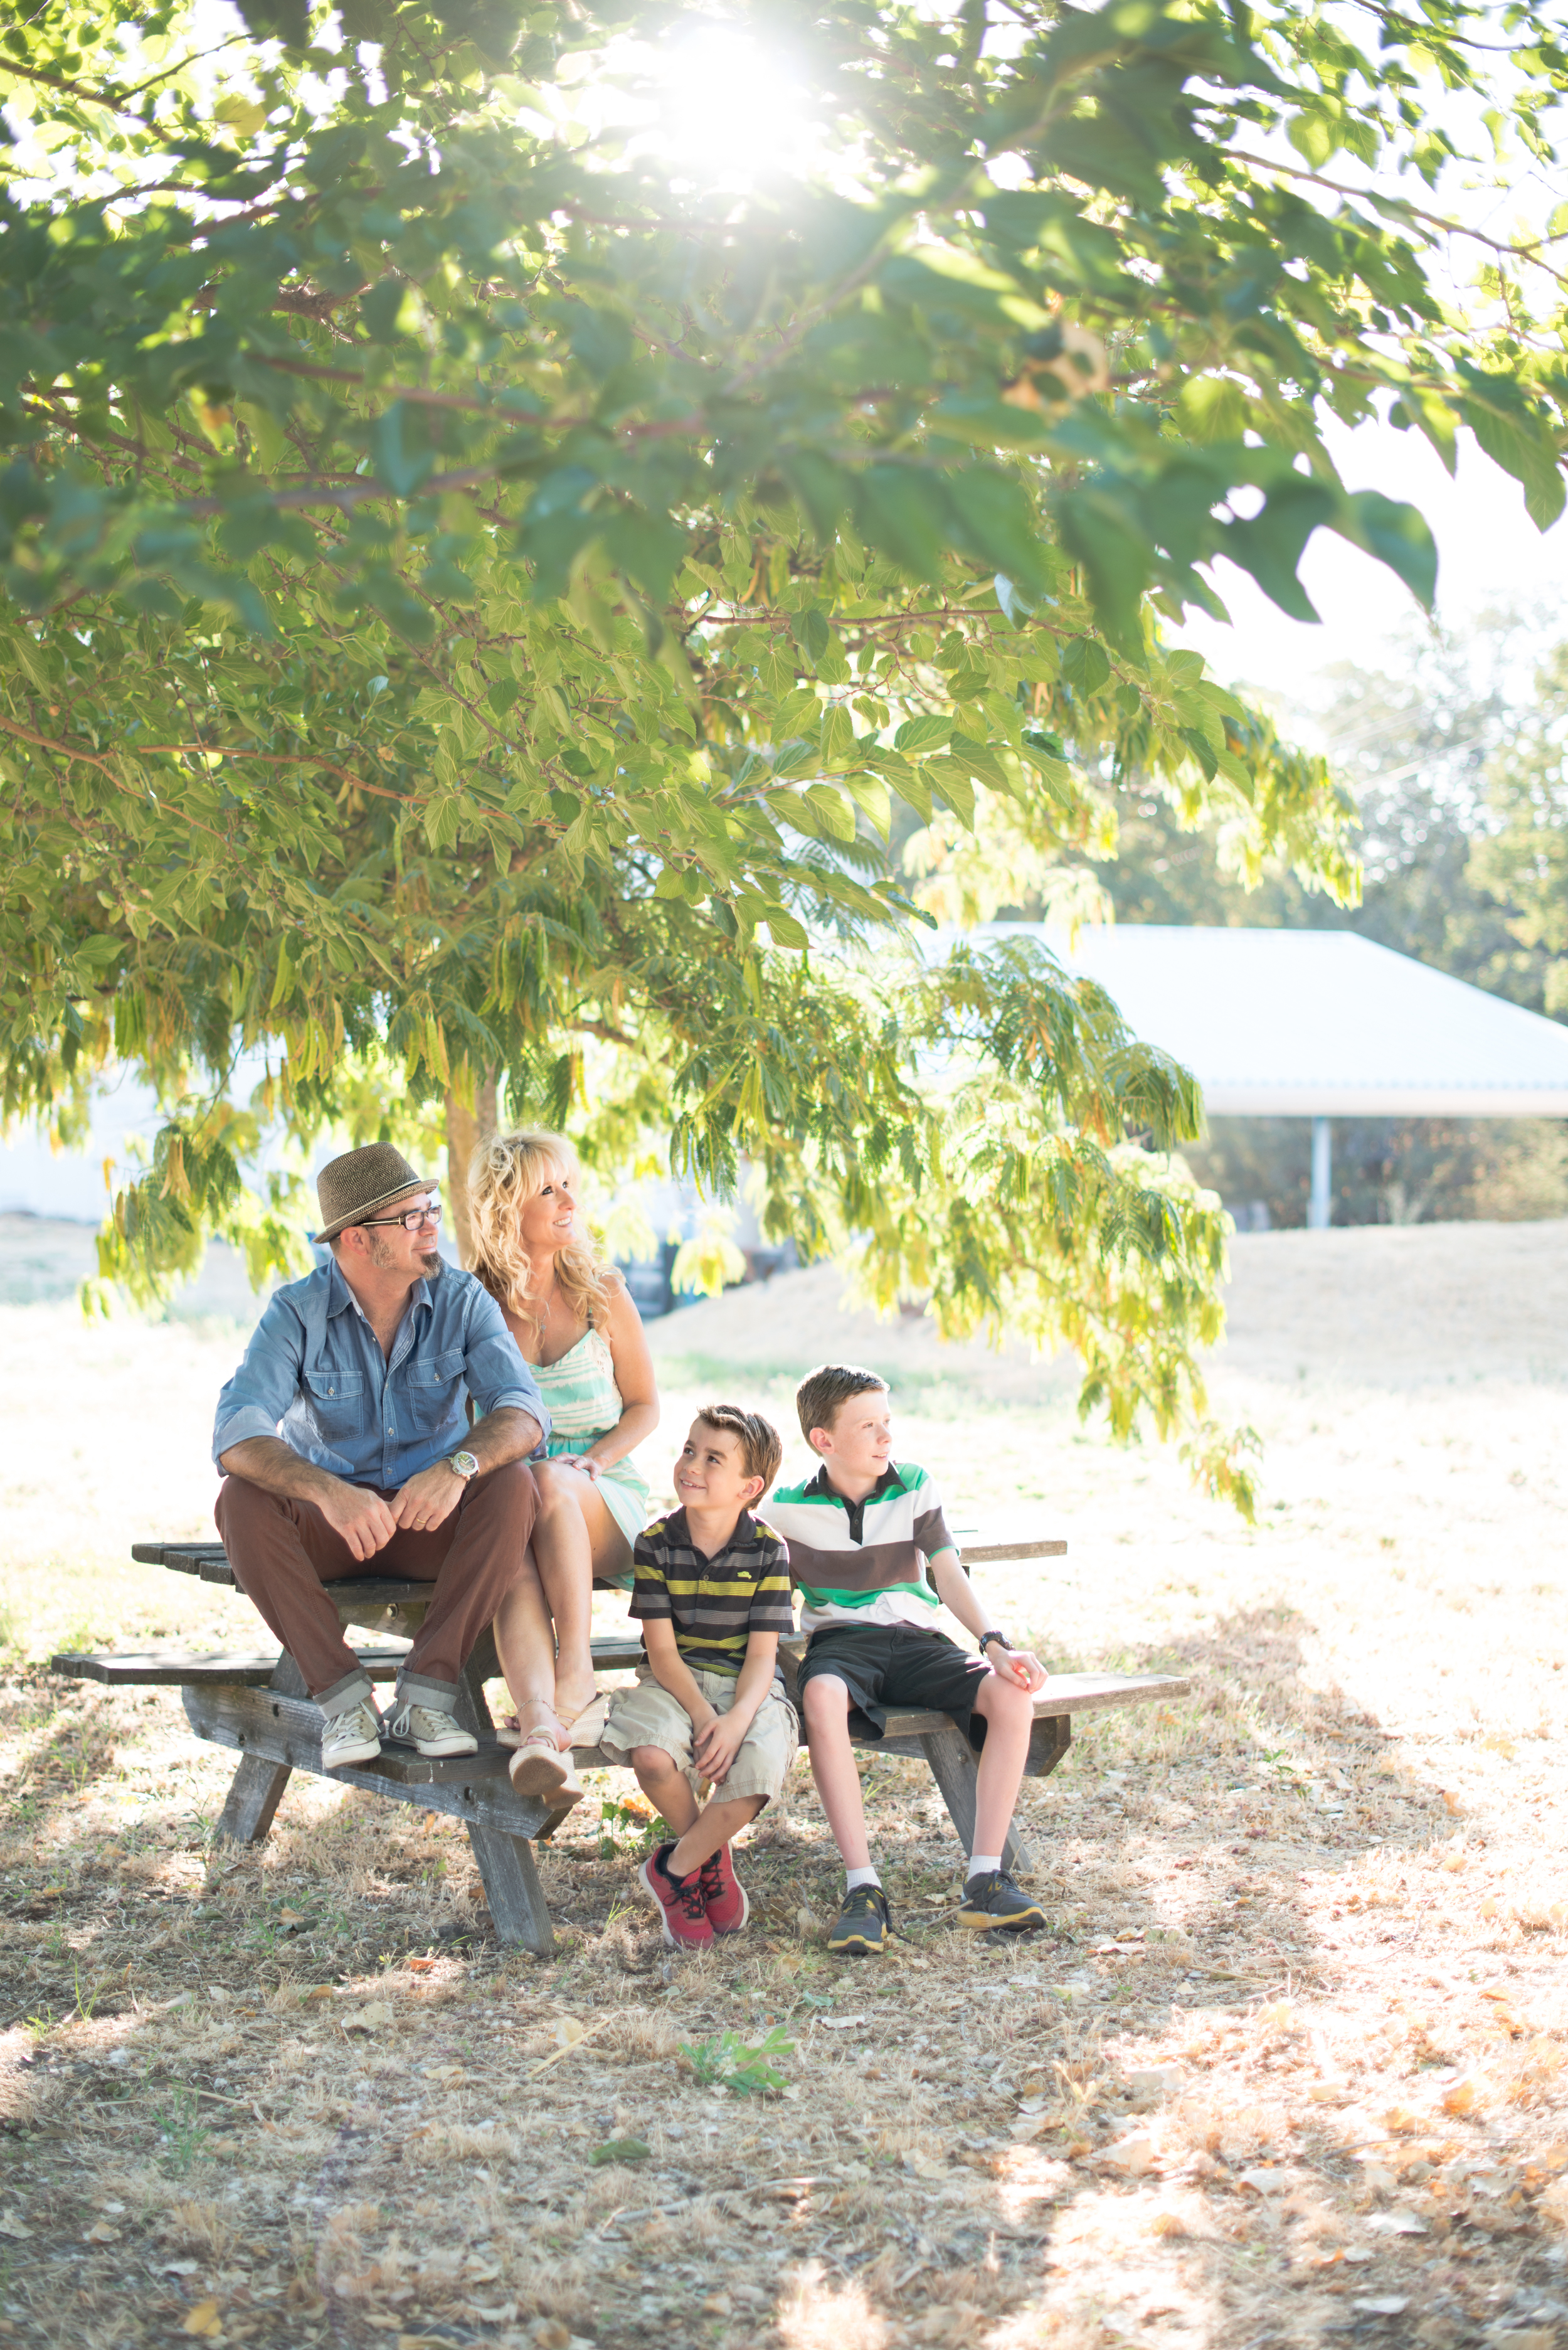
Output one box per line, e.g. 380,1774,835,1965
324,1257,434,1322
803,1463,898,1507
666,1505,758,1557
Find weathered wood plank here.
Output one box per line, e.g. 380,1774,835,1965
466,1825,554,1955
181,1682,561,1839
51,1645,413,1688
215,1649,307,1844
216,1753,294,1843
951,1538,1068,1564
1025,1671,1187,1717
136,1530,1069,1591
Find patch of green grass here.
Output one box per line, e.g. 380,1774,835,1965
597,1795,666,1860
680,2023,793,2097
153,2083,210,2175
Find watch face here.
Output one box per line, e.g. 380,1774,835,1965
451,1450,479,1475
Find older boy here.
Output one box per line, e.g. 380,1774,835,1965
768,1363,1049,1955
601,1406,797,1949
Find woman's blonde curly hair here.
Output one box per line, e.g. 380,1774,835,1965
467,1128,616,1337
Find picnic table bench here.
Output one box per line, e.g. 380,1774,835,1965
53,1534,1189,1957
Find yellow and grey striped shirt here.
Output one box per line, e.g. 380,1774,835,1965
630,1508,794,1679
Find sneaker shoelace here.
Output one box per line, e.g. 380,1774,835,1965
667,1858,707,1920
388,1701,450,1740
699,1851,724,1893
331,1703,378,1742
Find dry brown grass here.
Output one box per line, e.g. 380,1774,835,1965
3,1224,1568,2348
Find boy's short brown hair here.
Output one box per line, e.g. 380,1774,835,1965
695,1405,784,1492
795,1363,889,1445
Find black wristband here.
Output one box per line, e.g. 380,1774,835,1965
978,1629,1010,1656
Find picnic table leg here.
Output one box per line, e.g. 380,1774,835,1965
216,1651,307,1845
918,1725,1035,1876
465,1824,556,1955
451,1626,557,1955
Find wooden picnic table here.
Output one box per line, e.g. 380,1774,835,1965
52,1533,1189,1957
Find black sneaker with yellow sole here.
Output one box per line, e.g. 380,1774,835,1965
957,1869,1047,1933
827,1883,892,1955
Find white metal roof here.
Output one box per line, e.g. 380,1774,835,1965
976,925,1568,1118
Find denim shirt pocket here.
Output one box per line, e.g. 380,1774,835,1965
404,1345,467,1430
303,1365,366,1443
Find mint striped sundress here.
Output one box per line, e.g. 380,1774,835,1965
532,1324,650,1580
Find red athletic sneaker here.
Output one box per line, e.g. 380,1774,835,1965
638,1844,713,1948
699,1843,749,1935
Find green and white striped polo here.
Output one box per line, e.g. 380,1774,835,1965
766,1462,957,1635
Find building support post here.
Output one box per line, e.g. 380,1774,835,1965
1308,1115,1332,1230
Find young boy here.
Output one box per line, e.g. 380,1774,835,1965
601,1406,797,1949
768,1363,1049,1956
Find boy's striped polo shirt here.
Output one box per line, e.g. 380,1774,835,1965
630,1507,795,1677
766,1462,958,1635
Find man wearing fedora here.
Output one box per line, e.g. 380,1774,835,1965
212,1143,549,1770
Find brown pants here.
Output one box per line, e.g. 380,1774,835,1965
214,1463,538,1708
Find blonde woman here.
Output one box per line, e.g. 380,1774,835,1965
470,1129,658,1799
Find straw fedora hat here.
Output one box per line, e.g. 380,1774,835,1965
315,1144,437,1243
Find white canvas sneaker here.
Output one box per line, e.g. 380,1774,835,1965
385,1699,477,1758
321,1699,383,1768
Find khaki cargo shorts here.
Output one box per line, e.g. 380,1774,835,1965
600,1666,798,1808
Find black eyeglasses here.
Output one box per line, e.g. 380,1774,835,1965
360,1195,442,1232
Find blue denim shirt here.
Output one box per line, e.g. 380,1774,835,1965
212,1258,549,1489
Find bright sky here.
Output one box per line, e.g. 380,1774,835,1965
1173,415,1568,714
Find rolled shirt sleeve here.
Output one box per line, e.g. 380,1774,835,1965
212,1289,307,1466
462,1282,551,1440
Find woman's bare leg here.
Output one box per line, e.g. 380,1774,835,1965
529,1462,632,1726
491,1553,563,1740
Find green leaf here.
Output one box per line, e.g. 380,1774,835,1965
841,770,891,837
762,905,809,950
820,704,856,769
1332,492,1439,613
894,716,953,755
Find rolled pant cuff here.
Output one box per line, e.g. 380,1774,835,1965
318,1670,376,1719
396,1672,459,1711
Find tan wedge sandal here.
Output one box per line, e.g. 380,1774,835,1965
508,1722,584,1802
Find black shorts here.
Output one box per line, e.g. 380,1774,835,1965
797,1622,992,1753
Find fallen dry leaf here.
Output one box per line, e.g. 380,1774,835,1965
83,2220,120,2242
407,1957,435,1975
343,1999,395,2033
0,2215,33,2241
1441,2081,1480,2117
181,2301,224,2339
278,1908,305,1926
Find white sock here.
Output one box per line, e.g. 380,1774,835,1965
845,1865,881,1891
968,1854,1002,1878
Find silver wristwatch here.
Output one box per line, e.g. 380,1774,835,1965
447,1449,479,1480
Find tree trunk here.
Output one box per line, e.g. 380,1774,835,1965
445,1077,497,1268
